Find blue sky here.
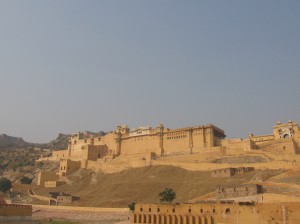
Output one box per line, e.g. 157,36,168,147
0,1,299,142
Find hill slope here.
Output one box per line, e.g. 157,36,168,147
34,165,275,207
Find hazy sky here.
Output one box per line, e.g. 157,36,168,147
0,1,299,143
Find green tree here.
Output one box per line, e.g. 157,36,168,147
128,202,136,211
20,176,32,184
0,178,12,192
159,188,176,203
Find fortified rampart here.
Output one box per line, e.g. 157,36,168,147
131,202,300,224
151,160,300,171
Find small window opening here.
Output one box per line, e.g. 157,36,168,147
225,208,230,214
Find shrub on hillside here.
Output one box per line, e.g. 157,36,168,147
128,202,136,211
159,188,176,203
0,178,12,192
20,176,32,184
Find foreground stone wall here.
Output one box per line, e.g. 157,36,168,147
0,198,32,217
131,202,300,224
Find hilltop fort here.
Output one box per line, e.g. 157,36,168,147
38,120,300,176
31,120,300,223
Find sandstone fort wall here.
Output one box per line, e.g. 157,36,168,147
132,202,300,224
44,121,300,174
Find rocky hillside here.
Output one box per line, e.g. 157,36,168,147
0,134,33,149
41,133,71,150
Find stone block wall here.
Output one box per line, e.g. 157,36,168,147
216,184,262,199
211,168,235,177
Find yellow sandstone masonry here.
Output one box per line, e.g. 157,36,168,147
37,120,300,174
131,202,300,224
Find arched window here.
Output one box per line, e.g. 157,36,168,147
225,208,230,214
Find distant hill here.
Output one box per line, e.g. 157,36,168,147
0,134,33,149
0,133,70,150
0,131,106,150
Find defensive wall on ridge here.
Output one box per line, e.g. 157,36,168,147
151,160,300,171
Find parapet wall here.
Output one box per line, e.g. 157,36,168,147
0,198,32,217
68,157,300,174
151,160,300,171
